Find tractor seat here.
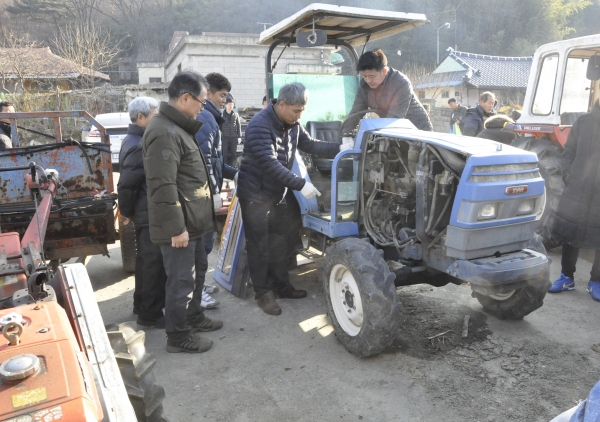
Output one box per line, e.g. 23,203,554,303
560,112,586,126
306,121,342,174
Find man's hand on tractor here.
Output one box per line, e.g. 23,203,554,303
300,181,321,199
172,230,189,248
339,136,354,152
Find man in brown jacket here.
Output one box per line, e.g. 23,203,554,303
143,71,223,353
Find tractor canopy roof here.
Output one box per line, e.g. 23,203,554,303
258,3,429,47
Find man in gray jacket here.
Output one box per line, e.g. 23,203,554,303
143,71,223,353
346,49,432,133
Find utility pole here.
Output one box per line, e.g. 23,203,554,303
437,22,451,64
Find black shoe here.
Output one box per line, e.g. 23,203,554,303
166,335,212,353
276,285,307,299
136,315,165,329
257,291,282,315
188,317,223,332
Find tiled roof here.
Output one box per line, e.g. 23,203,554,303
0,47,109,80
414,48,532,90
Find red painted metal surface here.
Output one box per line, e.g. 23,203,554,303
0,301,102,421
21,181,56,255
0,233,27,300
513,125,571,147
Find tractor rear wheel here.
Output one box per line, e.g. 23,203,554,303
511,136,564,249
119,215,137,273
322,238,401,357
106,322,167,422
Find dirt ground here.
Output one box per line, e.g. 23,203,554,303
87,239,600,422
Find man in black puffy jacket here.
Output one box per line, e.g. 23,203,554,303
237,82,349,315
117,96,167,327
345,49,432,132
463,92,497,137
221,95,241,168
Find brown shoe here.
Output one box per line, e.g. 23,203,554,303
276,285,307,299
257,291,282,315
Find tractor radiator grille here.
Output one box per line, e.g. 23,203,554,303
470,171,541,183
472,163,537,173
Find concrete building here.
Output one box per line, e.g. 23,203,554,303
161,31,337,108
137,62,165,84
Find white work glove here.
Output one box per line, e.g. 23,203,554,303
237,138,242,144
213,194,222,212
339,136,354,152
300,182,321,199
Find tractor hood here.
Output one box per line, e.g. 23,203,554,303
258,3,429,47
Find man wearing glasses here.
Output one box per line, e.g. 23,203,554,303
143,71,223,354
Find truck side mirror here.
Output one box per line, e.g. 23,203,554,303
587,54,600,81
296,30,328,47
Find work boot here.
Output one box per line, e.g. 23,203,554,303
276,285,307,299
136,315,165,329
166,335,213,353
587,281,600,302
257,291,282,315
189,317,223,333
548,273,575,293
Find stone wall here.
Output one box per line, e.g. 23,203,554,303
430,106,453,133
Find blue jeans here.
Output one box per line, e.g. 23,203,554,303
160,238,208,340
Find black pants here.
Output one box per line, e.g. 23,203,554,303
160,238,208,340
240,195,298,299
133,226,167,320
222,137,238,168
561,243,600,281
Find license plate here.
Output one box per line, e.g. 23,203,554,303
236,144,244,153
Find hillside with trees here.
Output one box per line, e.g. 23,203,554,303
0,0,598,85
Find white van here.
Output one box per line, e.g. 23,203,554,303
86,112,130,168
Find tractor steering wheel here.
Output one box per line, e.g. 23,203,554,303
340,108,383,139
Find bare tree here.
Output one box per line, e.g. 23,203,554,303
52,23,122,88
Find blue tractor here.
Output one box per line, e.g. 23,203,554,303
216,4,550,357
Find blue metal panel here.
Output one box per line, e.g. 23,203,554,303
450,154,545,229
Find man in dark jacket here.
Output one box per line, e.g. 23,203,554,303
463,92,497,136
548,100,600,301
346,49,432,132
143,71,223,354
0,102,15,150
221,95,241,168
238,82,349,315
448,98,467,133
117,96,167,327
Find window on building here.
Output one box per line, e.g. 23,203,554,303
149,77,162,83
455,91,460,97
441,91,449,98
418,91,425,100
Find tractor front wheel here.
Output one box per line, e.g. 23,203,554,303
322,238,401,357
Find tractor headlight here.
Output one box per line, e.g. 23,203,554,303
477,203,497,220
516,199,535,216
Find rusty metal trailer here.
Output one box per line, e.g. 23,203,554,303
0,111,116,263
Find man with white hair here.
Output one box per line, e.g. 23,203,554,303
118,96,167,328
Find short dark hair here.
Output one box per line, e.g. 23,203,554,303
0,102,14,112
447,98,457,104
167,71,207,100
205,72,231,93
262,96,267,103
357,49,388,72
480,91,495,103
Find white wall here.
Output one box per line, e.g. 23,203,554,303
137,65,164,84
164,33,333,109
